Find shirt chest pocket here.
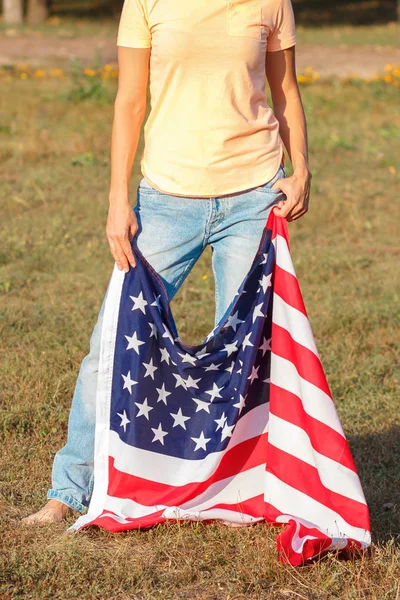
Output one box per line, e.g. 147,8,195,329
226,1,263,40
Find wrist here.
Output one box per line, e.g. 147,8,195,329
109,192,130,206
293,164,312,179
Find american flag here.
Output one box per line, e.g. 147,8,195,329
69,212,371,566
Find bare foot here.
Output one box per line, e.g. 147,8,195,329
21,499,72,524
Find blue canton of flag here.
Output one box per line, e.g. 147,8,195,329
111,227,273,460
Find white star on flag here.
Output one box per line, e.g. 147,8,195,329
142,357,158,380
224,310,244,332
130,291,148,314
248,365,260,384
252,302,265,323
203,362,221,371
221,421,235,441
151,423,168,445
191,431,211,451
162,324,174,343
233,393,246,414
225,360,235,374
214,412,227,431
223,341,238,356
172,373,188,390
178,352,197,365
159,346,171,364
260,273,272,293
258,336,271,356
134,397,153,420
148,322,158,339
117,410,130,432
185,375,201,389
156,382,171,405
205,382,224,402
242,332,253,350
121,371,137,394
125,331,145,354
150,293,162,311
170,407,191,430
192,398,211,414
195,346,210,359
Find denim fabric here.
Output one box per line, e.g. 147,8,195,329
47,164,286,512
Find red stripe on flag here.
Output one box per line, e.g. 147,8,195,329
268,213,290,247
108,432,268,507
274,265,308,316
271,323,332,396
270,383,357,472
80,509,167,532
188,494,265,521
266,444,370,531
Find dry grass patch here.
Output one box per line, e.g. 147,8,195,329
0,76,399,599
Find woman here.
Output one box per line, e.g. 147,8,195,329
23,0,311,524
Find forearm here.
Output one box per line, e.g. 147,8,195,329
109,95,146,204
272,87,310,175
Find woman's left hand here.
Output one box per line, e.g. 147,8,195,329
271,168,312,222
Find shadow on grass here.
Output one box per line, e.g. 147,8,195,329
293,0,397,26
348,425,400,546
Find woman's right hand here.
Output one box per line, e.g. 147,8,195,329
106,201,138,273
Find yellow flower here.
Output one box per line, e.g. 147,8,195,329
202,275,208,280
35,69,45,78
384,64,393,72
384,74,393,83
20,72,28,79
50,68,64,78
103,63,113,72
83,67,96,77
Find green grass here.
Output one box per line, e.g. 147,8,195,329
0,13,399,47
0,76,399,599
296,22,400,47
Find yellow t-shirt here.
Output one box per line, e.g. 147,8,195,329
117,0,296,197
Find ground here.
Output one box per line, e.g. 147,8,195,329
0,18,400,77
0,14,399,600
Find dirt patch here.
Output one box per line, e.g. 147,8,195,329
1,36,399,76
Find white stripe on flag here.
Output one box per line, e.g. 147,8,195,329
272,234,296,277
162,506,262,525
271,353,345,436
272,293,319,356
268,414,367,505
177,464,264,512
103,464,264,519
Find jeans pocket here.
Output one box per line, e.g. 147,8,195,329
255,164,286,195
138,177,158,193
226,1,262,40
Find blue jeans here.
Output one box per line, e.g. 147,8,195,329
47,164,286,512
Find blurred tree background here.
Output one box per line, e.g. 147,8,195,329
1,0,399,26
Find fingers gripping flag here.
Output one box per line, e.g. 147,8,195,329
69,212,371,566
